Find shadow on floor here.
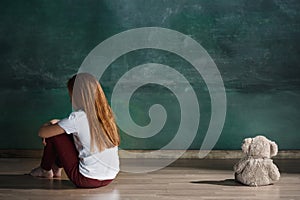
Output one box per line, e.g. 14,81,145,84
0,174,75,189
169,159,300,173
190,179,244,187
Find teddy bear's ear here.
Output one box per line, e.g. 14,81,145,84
270,141,278,157
241,138,252,154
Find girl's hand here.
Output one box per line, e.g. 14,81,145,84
50,119,60,124
42,138,47,146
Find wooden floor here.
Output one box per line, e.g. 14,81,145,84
0,158,299,200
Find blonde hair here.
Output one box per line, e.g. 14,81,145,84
67,73,120,152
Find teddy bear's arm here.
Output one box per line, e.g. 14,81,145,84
233,157,249,174
268,162,280,181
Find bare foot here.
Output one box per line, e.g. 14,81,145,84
30,166,53,178
52,164,63,177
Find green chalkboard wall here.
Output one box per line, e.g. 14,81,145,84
0,0,299,150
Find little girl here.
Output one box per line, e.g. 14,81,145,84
30,73,120,188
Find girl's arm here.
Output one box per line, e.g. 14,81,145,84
38,119,65,138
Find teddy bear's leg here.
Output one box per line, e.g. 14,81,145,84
234,173,246,185
249,182,258,187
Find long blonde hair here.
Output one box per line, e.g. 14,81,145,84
67,73,120,152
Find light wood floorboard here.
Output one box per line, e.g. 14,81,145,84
0,158,299,200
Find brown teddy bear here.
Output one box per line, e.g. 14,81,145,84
233,135,280,186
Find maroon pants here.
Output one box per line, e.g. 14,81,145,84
40,133,112,188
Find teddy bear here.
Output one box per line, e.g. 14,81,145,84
233,135,280,186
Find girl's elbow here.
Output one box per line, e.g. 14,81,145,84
38,127,46,138
38,124,64,138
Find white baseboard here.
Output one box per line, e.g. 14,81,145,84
0,149,299,159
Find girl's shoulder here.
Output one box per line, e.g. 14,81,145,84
68,109,87,120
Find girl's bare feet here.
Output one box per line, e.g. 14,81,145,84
30,166,53,178
52,164,63,177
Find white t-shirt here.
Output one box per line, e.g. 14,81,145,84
58,110,119,180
